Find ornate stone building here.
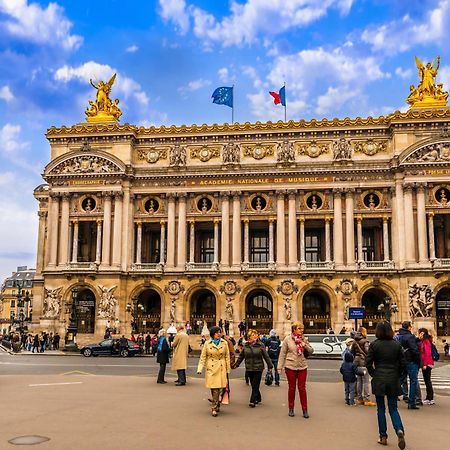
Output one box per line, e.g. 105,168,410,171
31,65,450,343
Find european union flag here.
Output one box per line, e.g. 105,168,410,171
212,86,233,108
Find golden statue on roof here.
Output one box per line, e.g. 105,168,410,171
407,56,448,109
85,73,122,123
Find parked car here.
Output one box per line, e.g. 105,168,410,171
80,338,143,357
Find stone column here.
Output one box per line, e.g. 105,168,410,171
345,189,355,266
243,218,249,264
71,219,79,263
101,193,112,266
276,191,286,266
232,192,242,267
121,187,132,270
160,220,166,265
189,220,195,264
48,193,60,267
95,219,102,264
403,183,415,263
356,216,363,262
394,178,406,269
325,217,331,262
383,216,390,261
213,218,220,264
58,192,70,265
221,193,230,267
135,221,142,264
268,217,275,264
288,190,298,266
299,216,305,265
416,184,428,264
177,194,187,269
333,189,344,267
166,194,176,268
428,213,436,260
112,192,123,266
36,211,47,274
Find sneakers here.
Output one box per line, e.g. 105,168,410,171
211,410,218,417
249,402,256,408
288,409,295,417
407,404,420,410
364,401,376,406
356,399,365,405
377,436,387,446
397,430,406,450
422,400,430,405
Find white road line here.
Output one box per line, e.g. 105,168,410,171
29,382,83,387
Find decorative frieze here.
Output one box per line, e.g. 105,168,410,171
353,139,387,156
296,141,330,158
243,143,275,160
137,147,168,163
189,145,220,162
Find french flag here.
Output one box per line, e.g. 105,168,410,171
269,86,286,106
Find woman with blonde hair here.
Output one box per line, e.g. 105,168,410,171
197,326,230,417
278,321,314,417
233,329,273,407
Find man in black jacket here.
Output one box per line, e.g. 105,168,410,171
397,321,421,409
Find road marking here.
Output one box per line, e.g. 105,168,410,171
60,370,93,376
29,382,83,387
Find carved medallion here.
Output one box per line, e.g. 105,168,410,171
137,147,168,163
220,280,241,296
165,280,184,296
243,144,275,160
336,279,358,296
353,140,387,156
277,279,298,296
297,141,330,158
190,146,220,162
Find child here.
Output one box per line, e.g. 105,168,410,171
340,351,358,405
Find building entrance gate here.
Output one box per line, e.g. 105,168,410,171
436,287,450,336
76,288,96,334
246,290,273,335
190,290,216,334
361,288,385,333
136,289,161,334
302,289,330,334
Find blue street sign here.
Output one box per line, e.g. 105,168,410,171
348,307,366,319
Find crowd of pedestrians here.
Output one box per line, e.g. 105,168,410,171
0,331,60,352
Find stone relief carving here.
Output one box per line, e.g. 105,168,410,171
137,147,168,163
408,283,434,318
225,297,234,322
169,144,187,167
277,140,295,163
296,141,330,158
97,285,117,319
170,297,177,322
165,280,184,296
190,145,220,162
43,287,63,319
242,144,275,160
51,156,121,175
405,141,450,163
335,279,358,296
277,279,297,296
353,140,387,156
220,280,241,296
333,138,352,160
284,297,292,321
222,142,241,163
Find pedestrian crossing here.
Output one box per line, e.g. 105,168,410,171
419,364,450,393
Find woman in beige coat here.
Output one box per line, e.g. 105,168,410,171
171,325,189,386
197,326,231,417
278,321,314,418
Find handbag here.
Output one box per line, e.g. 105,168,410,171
265,370,274,386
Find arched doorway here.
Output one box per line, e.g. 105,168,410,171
136,289,161,334
361,288,386,333
76,288,96,334
246,290,273,335
302,289,330,334
436,287,450,336
190,289,216,334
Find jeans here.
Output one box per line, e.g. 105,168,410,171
157,363,166,382
247,371,262,404
356,369,370,401
285,368,308,411
271,358,280,384
422,366,434,401
375,395,404,438
406,361,419,406
344,381,356,404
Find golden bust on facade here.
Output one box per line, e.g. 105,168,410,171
85,73,122,122
407,56,448,108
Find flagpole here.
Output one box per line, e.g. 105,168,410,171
232,84,234,124
284,81,287,122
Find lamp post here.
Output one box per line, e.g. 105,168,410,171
126,297,144,334
377,296,399,323
63,287,79,352
15,289,31,334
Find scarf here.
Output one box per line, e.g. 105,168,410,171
212,338,221,347
292,333,304,355
157,336,166,353
247,338,257,346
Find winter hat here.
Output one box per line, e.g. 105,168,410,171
209,326,222,338
344,351,354,362
269,329,277,337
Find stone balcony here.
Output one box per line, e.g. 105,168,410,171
241,261,276,272
185,262,219,272
432,258,450,269
64,262,99,272
299,261,336,271
357,260,395,271
130,263,164,273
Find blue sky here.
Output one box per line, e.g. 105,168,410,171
0,0,450,281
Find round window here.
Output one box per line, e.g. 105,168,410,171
435,187,450,205
144,198,159,213
81,197,96,212
197,197,212,212
363,192,380,209
306,194,322,210
251,195,267,211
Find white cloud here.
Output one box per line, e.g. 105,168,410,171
438,65,450,91
395,67,413,80
159,0,354,47
218,68,229,82
126,44,139,53
158,0,190,34
0,123,28,154
315,86,359,115
0,0,82,51
177,78,211,95
54,61,149,106
361,0,450,54
0,85,14,102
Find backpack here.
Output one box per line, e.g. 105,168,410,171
431,343,440,362
267,339,280,357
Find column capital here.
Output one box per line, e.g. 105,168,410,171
177,192,188,199
61,192,71,200
383,216,389,223
135,220,142,227
231,190,242,198
96,219,103,225
427,212,435,219
416,182,427,192
38,211,47,218
333,188,343,195
344,188,355,197
242,217,249,224
275,189,286,197
287,189,297,198
113,191,124,199
189,219,195,226
213,218,220,225
71,218,79,224
167,192,177,200
325,216,331,224
221,191,231,199
49,191,61,199
356,215,363,224
269,217,276,224
299,215,305,223
403,182,414,192
160,219,166,226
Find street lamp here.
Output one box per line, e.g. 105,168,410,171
15,289,31,334
126,297,144,334
63,287,79,352
377,296,399,323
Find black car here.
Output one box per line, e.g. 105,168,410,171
80,338,143,357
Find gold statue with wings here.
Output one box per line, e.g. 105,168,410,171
407,56,448,108
85,73,122,122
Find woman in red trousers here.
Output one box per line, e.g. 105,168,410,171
278,322,314,418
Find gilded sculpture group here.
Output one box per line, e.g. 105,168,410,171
84,57,448,124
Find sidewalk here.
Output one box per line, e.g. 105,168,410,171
0,374,448,450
